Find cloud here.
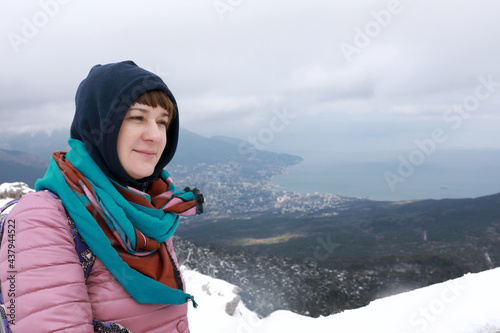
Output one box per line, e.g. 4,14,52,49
1,101,74,134
0,0,499,154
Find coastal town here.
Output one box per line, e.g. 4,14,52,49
170,160,360,220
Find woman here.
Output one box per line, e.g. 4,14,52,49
0,61,204,332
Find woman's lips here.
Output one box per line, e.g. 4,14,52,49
133,149,156,158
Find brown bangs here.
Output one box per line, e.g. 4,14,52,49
133,90,177,126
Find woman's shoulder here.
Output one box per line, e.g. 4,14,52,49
8,190,68,229
14,190,64,209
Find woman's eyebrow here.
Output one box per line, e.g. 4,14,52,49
129,107,169,117
129,107,148,113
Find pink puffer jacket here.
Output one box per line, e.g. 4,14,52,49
0,191,190,332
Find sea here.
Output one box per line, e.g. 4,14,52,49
272,148,500,202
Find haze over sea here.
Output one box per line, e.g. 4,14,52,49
272,148,500,202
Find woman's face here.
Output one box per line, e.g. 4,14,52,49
117,103,169,180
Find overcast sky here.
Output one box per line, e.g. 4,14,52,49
1,0,500,160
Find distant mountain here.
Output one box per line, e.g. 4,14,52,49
0,181,34,199
0,128,70,160
0,128,303,187
171,129,248,166
171,128,302,168
209,135,246,146
0,150,49,187
0,128,302,168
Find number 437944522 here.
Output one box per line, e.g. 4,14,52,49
7,219,15,270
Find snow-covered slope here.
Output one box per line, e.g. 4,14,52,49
184,266,500,333
0,182,33,193
0,181,34,199
0,182,34,214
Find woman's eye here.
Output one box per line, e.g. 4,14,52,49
158,120,168,127
129,116,144,121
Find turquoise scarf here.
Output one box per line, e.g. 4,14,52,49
36,139,200,306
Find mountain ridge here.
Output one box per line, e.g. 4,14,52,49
0,128,303,187
0,149,49,187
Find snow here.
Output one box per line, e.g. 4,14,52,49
0,197,18,215
0,198,11,207
0,181,33,194
182,268,261,332
0,182,33,215
184,266,500,333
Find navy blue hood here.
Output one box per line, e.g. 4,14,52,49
70,60,179,189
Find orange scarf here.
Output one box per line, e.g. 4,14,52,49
37,147,203,301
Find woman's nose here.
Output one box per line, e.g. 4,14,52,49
143,120,163,142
